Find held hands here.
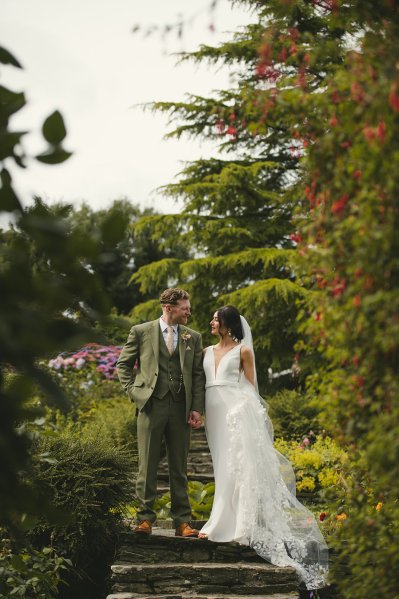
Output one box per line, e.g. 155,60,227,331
187,410,202,429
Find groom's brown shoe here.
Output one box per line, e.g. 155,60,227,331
175,523,199,538
133,520,152,534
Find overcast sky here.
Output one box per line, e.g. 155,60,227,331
1,0,251,214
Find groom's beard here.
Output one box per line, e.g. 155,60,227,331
174,316,189,325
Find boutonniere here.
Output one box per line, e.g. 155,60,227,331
181,331,192,350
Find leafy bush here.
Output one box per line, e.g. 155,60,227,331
29,429,134,599
0,541,71,599
267,389,322,441
79,397,137,458
47,393,137,455
189,481,215,520
149,481,215,521
94,308,133,345
275,436,348,500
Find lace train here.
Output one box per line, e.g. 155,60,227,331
225,378,328,589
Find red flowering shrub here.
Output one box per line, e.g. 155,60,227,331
249,1,399,596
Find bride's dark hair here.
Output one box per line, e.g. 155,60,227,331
216,305,244,341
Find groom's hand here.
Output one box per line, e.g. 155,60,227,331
188,410,202,429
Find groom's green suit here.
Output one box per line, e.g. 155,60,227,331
116,318,205,525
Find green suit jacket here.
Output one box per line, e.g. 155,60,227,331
116,319,205,419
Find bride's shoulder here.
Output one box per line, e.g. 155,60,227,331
240,344,253,358
203,345,217,355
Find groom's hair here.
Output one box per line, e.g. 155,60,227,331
160,288,190,305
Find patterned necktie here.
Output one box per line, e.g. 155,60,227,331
166,326,174,355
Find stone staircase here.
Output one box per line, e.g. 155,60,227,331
157,427,214,494
107,428,336,599
107,527,300,599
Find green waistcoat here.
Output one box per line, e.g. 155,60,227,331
152,327,185,400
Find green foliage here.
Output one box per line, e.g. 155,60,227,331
29,429,134,598
153,481,215,521
130,258,182,294
130,13,317,393
38,382,137,462
0,196,131,527
77,398,137,460
267,389,322,441
329,493,399,598
139,1,398,594
32,373,137,466
0,47,70,189
31,429,133,546
16,368,137,599
188,481,215,520
94,308,133,345
129,298,161,323
65,200,190,314
37,111,71,164
0,541,71,599
235,0,399,596
275,436,348,499
0,48,130,527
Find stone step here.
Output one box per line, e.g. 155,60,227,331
190,427,208,441
158,454,213,474
107,593,299,599
157,466,211,476
157,520,208,529
157,427,214,483
158,473,214,483
189,437,209,446
117,529,265,564
110,562,298,596
161,448,211,459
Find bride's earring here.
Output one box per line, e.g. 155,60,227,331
228,329,239,343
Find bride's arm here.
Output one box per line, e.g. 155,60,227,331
240,345,255,386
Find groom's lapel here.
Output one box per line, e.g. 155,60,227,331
178,325,187,372
149,320,159,363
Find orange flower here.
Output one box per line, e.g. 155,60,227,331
375,502,383,512
336,513,347,521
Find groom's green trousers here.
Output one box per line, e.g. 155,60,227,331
136,392,191,526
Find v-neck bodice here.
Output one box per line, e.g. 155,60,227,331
204,344,241,387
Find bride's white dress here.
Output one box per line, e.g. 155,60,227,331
200,344,328,590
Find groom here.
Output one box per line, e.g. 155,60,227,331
116,288,205,537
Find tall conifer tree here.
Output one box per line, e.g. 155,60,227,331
129,0,348,392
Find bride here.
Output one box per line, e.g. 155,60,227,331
199,305,328,590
